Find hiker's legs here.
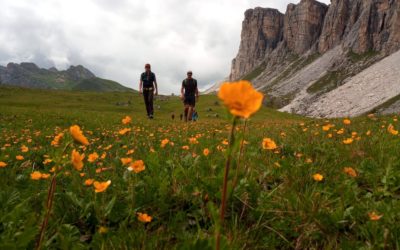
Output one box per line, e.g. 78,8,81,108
187,106,194,121
148,91,154,117
184,105,189,122
143,90,150,116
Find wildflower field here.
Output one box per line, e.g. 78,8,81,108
0,84,400,249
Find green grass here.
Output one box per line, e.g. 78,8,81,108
306,70,345,94
348,50,379,63
0,86,399,249
241,63,266,81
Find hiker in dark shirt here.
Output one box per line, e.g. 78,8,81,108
139,63,158,119
180,71,199,122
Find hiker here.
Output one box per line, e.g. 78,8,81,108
180,70,199,122
171,113,175,120
139,63,158,119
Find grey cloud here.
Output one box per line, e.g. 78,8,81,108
0,0,330,94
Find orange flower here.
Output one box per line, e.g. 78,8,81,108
84,179,94,186
31,171,42,180
16,155,24,161
93,180,111,193
262,138,277,150
343,138,353,144
41,173,51,179
126,149,134,155
368,211,383,221
21,145,29,153
313,173,324,182
122,116,132,125
88,152,99,163
343,119,351,125
119,128,131,135
121,157,133,166
343,167,357,177
218,80,263,118
337,128,345,135
71,149,85,171
182,145,189,150
161,139,170,148
189,137,199,144
70,125,89,145
43,159,53,165
51,132,64,146
387,124,399,135
0,161,7,168
137,212,152,223
128,160,145,173
203,148,210,156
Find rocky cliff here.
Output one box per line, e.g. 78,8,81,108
0,62,131,92
216,0,400,117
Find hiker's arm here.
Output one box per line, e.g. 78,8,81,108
180,85,184,99
139,79,143,94
195,84,199,100
153,80,158,95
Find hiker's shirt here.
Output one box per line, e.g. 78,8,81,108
141,72,156,89
182,78,197,96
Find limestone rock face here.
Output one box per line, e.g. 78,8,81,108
283,0,328,54
229,8,284,80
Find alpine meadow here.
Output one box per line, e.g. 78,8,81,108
1,0,400,249
1,82,400,249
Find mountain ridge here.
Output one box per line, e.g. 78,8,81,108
0,62,133,92
208,0,400,117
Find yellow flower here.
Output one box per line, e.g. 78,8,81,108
118,128,131,135
343,167,357,177
21,145,29,153
218,80,263,118
343,119,351,125
121,157,133,166
84,179,94,186
0,161,7,168
368,211,383,221
88,152,99,163
16,155,24,161
31,171,42,180
128,160,145,173
337,128,345,135
203,148,210,156
343,138,354,144
262,138,277,150
71,149,85,171
137,212,152,223
122,116,132,125
387,124,399,135
99,226,108,234
93,180,111,193
70,125,89,145
313,173,324,182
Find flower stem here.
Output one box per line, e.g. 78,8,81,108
232,119,248,192
216,117,237,250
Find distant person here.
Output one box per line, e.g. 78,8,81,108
180,113,183,121
139,63,158,119
171,113,175,120
180,71,199,122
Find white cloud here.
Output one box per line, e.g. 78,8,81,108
0,0,330,94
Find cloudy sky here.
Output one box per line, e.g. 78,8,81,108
0,0,329,94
